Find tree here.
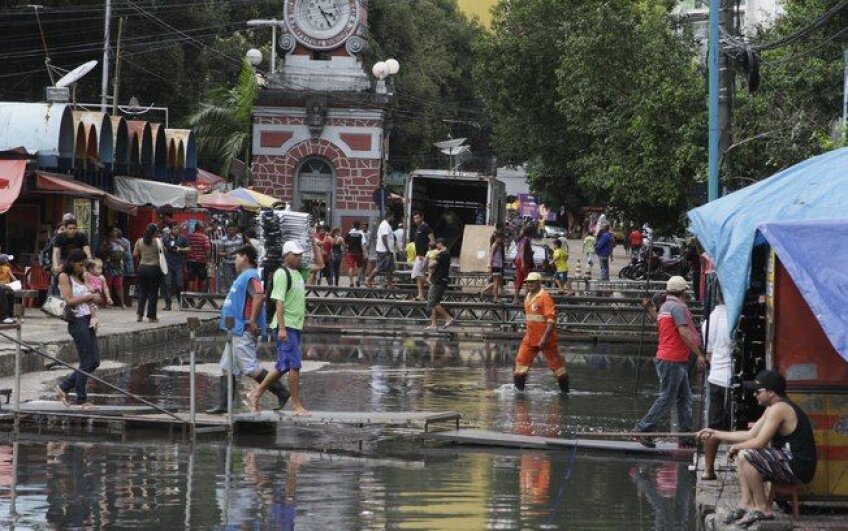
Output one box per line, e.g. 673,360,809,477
185,58,257,181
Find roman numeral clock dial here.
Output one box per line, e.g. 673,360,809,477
284,0,361,51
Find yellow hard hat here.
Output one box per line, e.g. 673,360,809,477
526,272,543,282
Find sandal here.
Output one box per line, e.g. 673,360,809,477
721,508,748,525
736,510,774,528
55,385,70,407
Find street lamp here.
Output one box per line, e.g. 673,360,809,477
246,48,263,67
373,58,400,95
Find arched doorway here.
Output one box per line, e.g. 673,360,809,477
295,157,335,226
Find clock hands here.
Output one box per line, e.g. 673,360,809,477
318,5,335,28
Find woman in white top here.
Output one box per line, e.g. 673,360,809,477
55,249,103,408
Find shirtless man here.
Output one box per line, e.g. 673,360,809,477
698,370,817,527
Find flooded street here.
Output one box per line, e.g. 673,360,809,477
0,335,696,529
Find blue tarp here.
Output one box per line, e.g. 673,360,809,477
687,147,848,340
757,220,848,363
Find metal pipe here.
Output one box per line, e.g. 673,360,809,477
101,0,112,113
708,0,721,202
13,315,21,412
187,318,200,428
0,331,189,425
225,316,235,430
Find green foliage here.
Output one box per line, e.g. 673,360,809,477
186,58,257,180
727,0,848,189
475,0,706,231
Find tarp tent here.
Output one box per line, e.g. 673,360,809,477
758,220,848,363
114,175,198,208
687,147,848,332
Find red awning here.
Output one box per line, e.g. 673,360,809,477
0,159,27,214
35,172,139,215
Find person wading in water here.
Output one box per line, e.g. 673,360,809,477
513,272,570,394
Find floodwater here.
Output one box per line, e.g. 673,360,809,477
0,335,696,529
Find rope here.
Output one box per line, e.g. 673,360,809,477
0,331,190,425
574,431,697,438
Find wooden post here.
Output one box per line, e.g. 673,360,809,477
13,304,23,413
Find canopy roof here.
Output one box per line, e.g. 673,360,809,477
758,220,848,363
114,175,198,209
228,187,284,209
183,168,226,193
0,160,27,214
197,190,251,212
35,172,138,214
688,147,848,329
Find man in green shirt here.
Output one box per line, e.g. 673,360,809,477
247,241,310,416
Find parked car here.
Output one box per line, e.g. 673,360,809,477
543,224,567,239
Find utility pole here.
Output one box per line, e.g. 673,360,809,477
100,0,112,112
708,0,721,202
842,48,847,132
112,17,124,116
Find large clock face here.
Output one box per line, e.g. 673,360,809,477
285,0,360,51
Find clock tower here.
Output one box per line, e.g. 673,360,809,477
252,0,387,230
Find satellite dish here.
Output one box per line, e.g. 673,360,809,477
440,145,470,156
433,138,467,150
55,60,97,88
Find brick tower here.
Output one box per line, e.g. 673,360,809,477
251,0,385,230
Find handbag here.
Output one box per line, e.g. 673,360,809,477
156,238,169,276
41,295,72,322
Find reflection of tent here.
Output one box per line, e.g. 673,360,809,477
198,190,252,212
228,187,283,209
687,147,848,330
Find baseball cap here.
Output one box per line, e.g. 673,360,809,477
666,276,689,293
526,272,542,282
742,369,786,395
282,241,304,255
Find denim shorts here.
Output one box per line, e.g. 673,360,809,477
275,328,302,373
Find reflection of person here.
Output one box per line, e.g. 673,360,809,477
698,370,817,527
633,276,704,447
56,250,103,408
630,462,693,531
513,272,569,393
248,241,309,416
207,245,289,414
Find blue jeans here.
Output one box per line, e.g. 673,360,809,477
59,315,101,404
598,256,610,281
635,360,693,433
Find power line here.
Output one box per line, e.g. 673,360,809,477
753,0,848,51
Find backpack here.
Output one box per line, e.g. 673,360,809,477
40,236,55,269
264,266,292,324
346,231,363,253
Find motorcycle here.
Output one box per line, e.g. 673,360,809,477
629,246,691,281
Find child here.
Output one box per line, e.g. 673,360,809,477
425,241,439,285
0,254,17,324
552,239,569,293
85,259,112,328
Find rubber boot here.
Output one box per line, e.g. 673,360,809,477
513,373,527,391
253,369,290,410
557,373,570,394
205,375,232,414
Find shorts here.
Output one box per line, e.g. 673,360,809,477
275,327,303,373
741,447,800,484
708,384,732,430
411,256,428,279
427,283,447,312
555,272,568,283
186,261,208,282
490,267,503,278
218,333,259,377
376,252,396,274
345,252,364,269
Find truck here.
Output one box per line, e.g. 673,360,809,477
404,169,506,255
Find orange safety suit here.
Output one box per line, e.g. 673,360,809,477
515,288,566,377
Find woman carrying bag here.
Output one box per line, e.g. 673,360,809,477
55,249,103,408
133,223,166,323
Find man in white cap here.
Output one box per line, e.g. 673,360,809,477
247,241,309,416
633,275,705,447
513,271,570,393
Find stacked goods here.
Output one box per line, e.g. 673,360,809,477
257,209,314,274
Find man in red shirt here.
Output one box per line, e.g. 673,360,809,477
186,222,211,292
633,276,705,447
629,228,643,257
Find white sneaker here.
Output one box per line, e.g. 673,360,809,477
2,318,15,324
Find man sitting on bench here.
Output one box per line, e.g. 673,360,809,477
698,370,817,527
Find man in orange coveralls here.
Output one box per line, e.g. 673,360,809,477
514,272,570,394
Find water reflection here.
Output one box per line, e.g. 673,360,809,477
0,336,695,528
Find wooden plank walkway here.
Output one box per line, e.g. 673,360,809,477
426,429,695,458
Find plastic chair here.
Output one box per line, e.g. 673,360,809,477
768,482,800,518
